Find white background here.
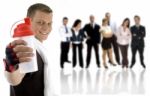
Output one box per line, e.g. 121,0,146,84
0,0,150,96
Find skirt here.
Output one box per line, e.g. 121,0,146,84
102,37,112,50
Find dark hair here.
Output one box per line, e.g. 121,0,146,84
63,17,68,21
134,15,140,20
122,18,130,28
27,3,53,18
72,19,81,27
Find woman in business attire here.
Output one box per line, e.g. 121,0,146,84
71,19,85,68
100,18,116,69
116,18,131,68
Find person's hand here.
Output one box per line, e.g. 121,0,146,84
12,39,34,63
133,34,136,36
4,39,34,72
87,36,90,39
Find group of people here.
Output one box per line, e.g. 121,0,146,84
2,2,146,96
59,13,146,69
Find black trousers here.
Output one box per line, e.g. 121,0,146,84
72,43,83,68
60,42,70,68
118,44,129,67
111,35,120,64
130,45,145,67
86,43,100,68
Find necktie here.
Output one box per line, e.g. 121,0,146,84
65,26,69,41
108,21,110,26
91,23,94,28
65,26,68,33
137,26,139,30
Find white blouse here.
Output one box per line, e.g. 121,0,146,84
116,26,132,45
100,26,113,38
100,26,112,34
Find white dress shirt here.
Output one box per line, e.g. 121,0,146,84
91,22,96,29
59,25,72,42
109,20,117,33
34,38,57,96
116,26,132,45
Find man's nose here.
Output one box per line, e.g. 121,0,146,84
42,24,50,31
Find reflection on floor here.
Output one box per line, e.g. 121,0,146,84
60,69,145,95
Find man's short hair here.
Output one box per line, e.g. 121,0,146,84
27,3,53,18
105,12,110,16
134,15,140,20
63,17,68,21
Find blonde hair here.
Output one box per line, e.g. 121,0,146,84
102,18,108,26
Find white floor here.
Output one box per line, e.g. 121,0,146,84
58,67,146,96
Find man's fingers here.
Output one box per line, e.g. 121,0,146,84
13,45,33,53
19,57,32,62
16,52,34,58
8,39,34,63
11,39,27,46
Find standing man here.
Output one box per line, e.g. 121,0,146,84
3,3,55,96
83,15,101,68
130,15,146,68
105,12,120,65
59,17,72,68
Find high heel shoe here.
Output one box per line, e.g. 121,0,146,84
110,62,116,66
104,65,108,69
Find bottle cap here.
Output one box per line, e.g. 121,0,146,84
13,17,34,37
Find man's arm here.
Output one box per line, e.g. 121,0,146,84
130,26,137,37
82,25,90,39
142,26,146,38
4,39,33,86
59,27,72,38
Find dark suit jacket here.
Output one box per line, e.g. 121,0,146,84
130,25,146,47
83,23,101,44
71,29,85,43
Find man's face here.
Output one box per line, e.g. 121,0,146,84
90,15,95,23
63,19,68,26
134,17,140,25
31,10,53,42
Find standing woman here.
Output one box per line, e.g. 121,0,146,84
116,18,131,68
100,18,116,69
71,19,85,68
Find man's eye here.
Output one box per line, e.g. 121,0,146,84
48,23,52,26
37,21,44,25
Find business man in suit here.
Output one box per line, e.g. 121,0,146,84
83,15,101,68
130,15,146,68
